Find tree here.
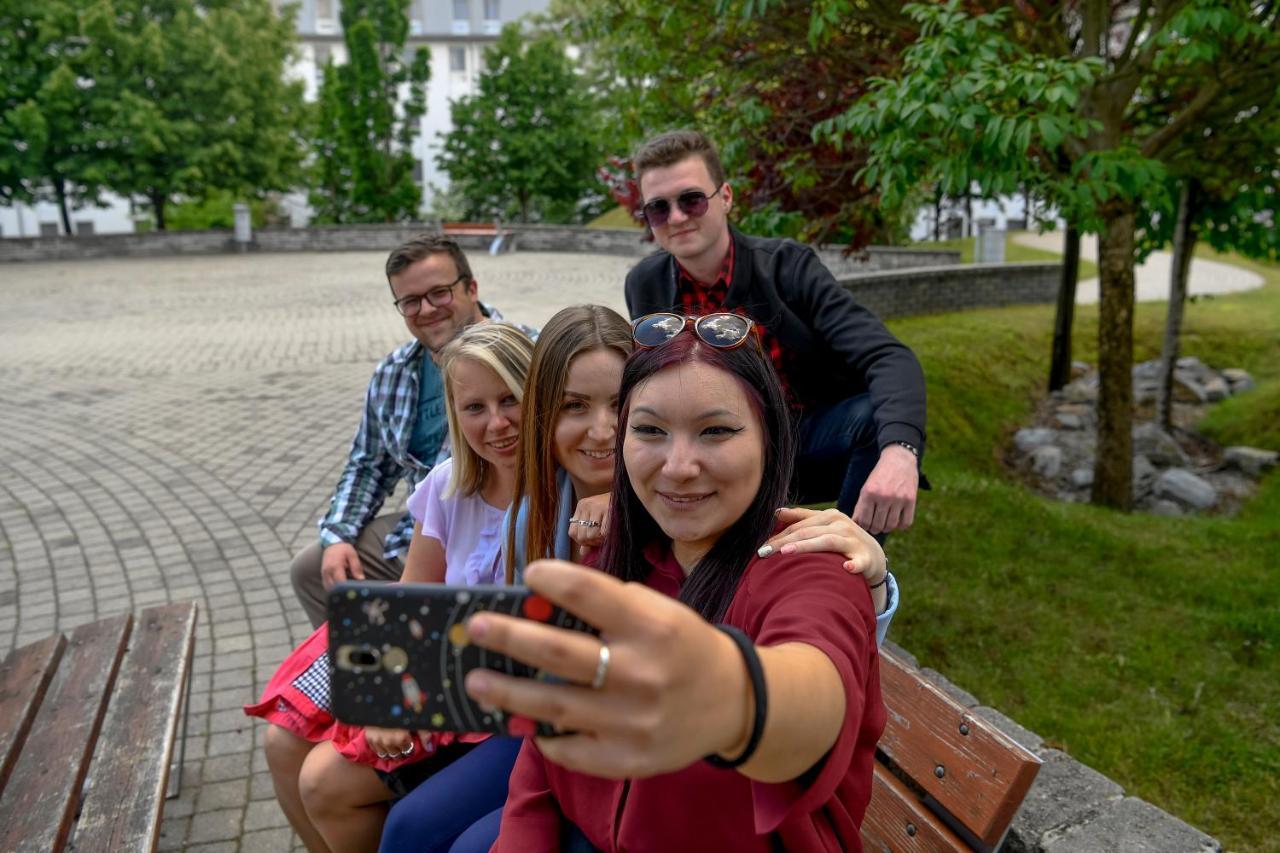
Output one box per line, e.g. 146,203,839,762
823,0,1280,509
0,1,113,234
85,0,306,230
307,0,429,223
437,25,598,223
553,0,916,244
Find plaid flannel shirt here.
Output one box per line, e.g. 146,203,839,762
318,305,533,560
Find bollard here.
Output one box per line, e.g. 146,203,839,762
233,202,252,251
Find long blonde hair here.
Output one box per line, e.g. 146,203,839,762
437,323,535,497
505,305,632,582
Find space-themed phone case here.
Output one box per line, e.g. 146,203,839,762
327,582,597,737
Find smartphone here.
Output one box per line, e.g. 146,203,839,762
327,581,598,737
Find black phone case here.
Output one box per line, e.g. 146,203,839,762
327,582,597,737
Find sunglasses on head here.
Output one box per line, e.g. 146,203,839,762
640,184,725,229
631,312,756,350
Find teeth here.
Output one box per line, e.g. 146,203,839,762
581,450,612,459
664,494,706,503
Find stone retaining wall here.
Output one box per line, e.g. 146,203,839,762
882,640,1221,852
0,222,961,272
843,262,1061,318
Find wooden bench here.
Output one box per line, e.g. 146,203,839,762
442,221,502,237
863,646,1042,851
0,603,198,852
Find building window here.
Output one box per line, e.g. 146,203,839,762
413,159,424,183
452,0,470,34
484,0,499,20
75,220,95,235
40,222,60,237
315,0,337,33
450,46,466,73
314,44,330,88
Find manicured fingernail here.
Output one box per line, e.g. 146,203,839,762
757,544,775,558
779,543,796,555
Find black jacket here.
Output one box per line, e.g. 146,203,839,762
624,227,927,454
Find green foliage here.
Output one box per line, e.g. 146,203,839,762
74,0,306,230
307,0,430,223
437,25,599,223
166,189,283,230
552,0,918,244
885,250,1280,850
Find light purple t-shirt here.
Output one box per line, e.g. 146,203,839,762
405,458,507,586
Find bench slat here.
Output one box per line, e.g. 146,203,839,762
73,604,198,853
862,763,968,852
877,648,1040,845
0,633,67,797
0,615,132,853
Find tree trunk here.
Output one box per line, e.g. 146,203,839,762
933,186,943,241
54,177,72,237
1156,180,1200,431
1023,185,1033,226
1048,223,1081,391
152,192,167,231
1091,201,1137,510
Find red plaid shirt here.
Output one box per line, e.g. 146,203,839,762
674,241,795,402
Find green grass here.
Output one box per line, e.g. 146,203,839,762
920,232,1101,280
586,206,643,230
882,247,1279,852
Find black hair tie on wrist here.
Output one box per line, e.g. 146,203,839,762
705,624,768,770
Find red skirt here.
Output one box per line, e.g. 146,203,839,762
244,623,483,773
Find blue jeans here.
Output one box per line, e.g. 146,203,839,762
794,393,880,516
379,736,522,853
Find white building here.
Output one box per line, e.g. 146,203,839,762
0,0,548,237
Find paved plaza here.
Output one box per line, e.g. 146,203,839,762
0,250,634,851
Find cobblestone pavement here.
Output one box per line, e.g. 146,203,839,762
0,250,635,852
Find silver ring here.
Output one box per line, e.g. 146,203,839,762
591,643,611,690
376,751,389,760
398,742,415,757
569,518,601,528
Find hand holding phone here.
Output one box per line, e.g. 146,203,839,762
328,582,597,737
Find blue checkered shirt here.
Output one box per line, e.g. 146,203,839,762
318,306,534,560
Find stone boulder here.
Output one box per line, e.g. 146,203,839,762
1031,445,1063,478
1221,368,1254,394
1154,468,1218,510
1015,428,1058,453
1223,446,1278,477
1132,422,1189,467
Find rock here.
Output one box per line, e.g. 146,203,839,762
1149,499,1183,517
1202,375,1229,402
1070,468,1094,488
1222,367,1254,394
1223,446,1278,476
1015,428,1058,453
1062,376,1098,403
1132,359,1161,380
1176,355,1207,371
1132,422,1188,467
1133,454,1157,490
1054,412,1084,430
1154,468,1218,509
1070,360,1091,379
1031,445,1063,478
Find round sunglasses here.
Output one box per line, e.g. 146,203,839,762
631,312,756,350
640,184,725,229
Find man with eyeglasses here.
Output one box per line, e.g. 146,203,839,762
625,130,927,538
290,234,530,627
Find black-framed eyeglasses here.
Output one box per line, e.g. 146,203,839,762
392,274,470,317
640,184,725,229
632,312,756,350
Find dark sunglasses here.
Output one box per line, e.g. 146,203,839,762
640,184,725,228
631,312,756,350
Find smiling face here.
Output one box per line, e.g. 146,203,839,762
638,154,733,274
622,359,764,569
390,252,484,353
553,347,626,499
448,356,522,473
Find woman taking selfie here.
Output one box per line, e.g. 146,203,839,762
465,313,885,850
379,306,893,851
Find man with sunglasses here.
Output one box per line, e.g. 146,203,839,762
625,130,927,537
290,234,529,627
